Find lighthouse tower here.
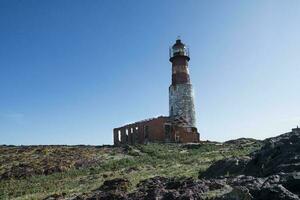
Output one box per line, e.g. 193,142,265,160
113,38,199,145
169,39,196,128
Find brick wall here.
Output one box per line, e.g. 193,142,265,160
113,116,169,145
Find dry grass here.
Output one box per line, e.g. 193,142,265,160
0,140,262,199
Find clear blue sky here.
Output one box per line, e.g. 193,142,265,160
0,1,299,145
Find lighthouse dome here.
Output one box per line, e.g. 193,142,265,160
169,39,190,60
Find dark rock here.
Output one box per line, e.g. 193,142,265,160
226,175,265,198
136,176,168,191
44,166,65,175
266,172,300,195
74,159,99,169
76,174,299,200
217,186,253,200
201,178,227,190
201,130,300,179
196,130,300,198
281,173,300,195
244,131,300,176
85,191,127,200
1,163,36,179
80,178,130,200
128,176,209,200
258,184,300,200
229,175,265,196
218,175,300,200
98,178,130,192
162,191,179,199
43,193,65,200
200,157,250,178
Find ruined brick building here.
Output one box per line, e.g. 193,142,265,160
113,39,200,145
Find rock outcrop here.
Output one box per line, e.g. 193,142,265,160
198,129,300,199
71,129,300,200
200,157,251,178
6,128,300,200
200,129,300,179
245,130,300,177
71,173,300,200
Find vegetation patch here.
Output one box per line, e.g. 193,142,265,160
0,140,263,199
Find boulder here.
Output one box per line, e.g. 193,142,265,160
98,178,130,192
201,130,300,178
216,186,253,200
263,172,300,196
199,157,250,178
244,131,300,176
257,184,299,200
198,130,300,199
129,176,209,199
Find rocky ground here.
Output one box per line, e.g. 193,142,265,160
1,129,299,199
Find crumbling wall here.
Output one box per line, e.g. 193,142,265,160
113,116,200,145
113,116,168,145
172,126,199,143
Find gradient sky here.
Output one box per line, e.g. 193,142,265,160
0,0,300,145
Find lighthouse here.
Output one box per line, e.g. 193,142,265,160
169,39,197,128
113,38,199,145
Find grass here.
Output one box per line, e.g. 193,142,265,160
0,141,262,199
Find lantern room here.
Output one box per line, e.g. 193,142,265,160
169,39,190,61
